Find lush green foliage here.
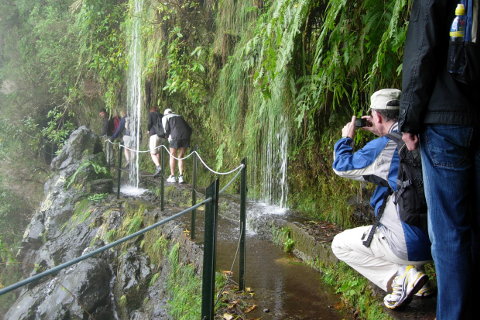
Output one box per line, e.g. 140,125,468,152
42,107,76,153
0,184,25,315
0,0,127,261
74,0,128,110
66,159,109,189
321,261,394,320
0,0,412,260
165,243,202,319
272,226,295,253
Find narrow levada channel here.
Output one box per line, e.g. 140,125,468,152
213,202,349,320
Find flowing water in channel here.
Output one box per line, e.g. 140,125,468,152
189,201,348,319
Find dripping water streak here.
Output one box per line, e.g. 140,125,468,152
261,115,288,208
127,0,143,187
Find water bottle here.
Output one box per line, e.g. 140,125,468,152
450,4,466,41
448,3,467,77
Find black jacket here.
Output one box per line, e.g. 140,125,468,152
147,111,163,136
400,0,480,134
162,113,192,141
101,117,114,136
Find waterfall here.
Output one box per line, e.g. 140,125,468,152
260,115,289,208
126,0,143,188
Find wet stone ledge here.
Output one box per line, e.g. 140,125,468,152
247,211,437,320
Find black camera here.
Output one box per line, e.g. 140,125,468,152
354,118,367,128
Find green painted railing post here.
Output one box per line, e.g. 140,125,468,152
117,144,122,199
239,158,247,291
201,179,219,320
160,146,165,211
191,146,198,240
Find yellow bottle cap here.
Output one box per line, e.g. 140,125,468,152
456,3,465,15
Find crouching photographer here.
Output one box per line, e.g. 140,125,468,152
331,89,432,310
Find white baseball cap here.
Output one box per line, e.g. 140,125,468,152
370,89,401,110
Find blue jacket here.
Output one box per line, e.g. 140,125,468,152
333,125,431,261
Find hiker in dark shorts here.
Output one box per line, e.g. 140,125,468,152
162,108,192,184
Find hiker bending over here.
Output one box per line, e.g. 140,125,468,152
331,89,432,310
162,108,192,184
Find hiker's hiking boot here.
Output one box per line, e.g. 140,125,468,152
178,175,185,184
153,166,162,178
384,265,428,310
166,175,176,183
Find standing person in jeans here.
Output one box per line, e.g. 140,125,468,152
332,89,432,310
162,108,192,183
147,106,163,177
400,1,480,319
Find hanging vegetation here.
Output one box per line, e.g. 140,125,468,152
1,0,412,229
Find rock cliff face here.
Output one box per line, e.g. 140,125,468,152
5,127,203,320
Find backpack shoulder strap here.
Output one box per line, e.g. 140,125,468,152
362,188,393,247
385,132,402,144
385,132,407,154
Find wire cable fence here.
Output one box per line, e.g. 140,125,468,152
108,138,245,242
106,139,244,175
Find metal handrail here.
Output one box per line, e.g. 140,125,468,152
0,198,211,296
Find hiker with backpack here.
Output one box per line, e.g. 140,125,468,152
147,106,164,177
331,89,432,310
110,110,133,168
162,108,192,184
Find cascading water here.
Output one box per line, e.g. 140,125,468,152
125,0,143,189
260,115,289,208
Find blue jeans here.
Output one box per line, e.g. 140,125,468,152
420,125,480,320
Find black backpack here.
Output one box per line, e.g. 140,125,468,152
153,115,166,139
386,132,428,232
363,132,428,247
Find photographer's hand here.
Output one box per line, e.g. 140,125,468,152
341,116,356,139
360,115,381,136
402,132,419,150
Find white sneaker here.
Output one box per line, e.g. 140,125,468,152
415,281,434,297
178,175,185,184
153,166,162,178
166,175,176,183
384,265,428,309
